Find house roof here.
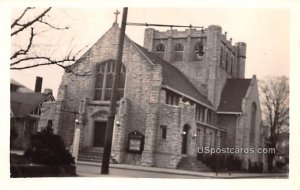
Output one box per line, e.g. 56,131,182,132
10,78,33,93
10,92,52,117
11,79,24,87
218,79,251,113
133,43,212,107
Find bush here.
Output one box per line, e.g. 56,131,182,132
198,153,243,172
24,126,74,165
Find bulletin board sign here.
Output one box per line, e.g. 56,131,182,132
127,130,144,154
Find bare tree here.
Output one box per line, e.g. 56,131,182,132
259,76,289,171
10,7,89,76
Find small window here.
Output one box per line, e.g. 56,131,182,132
156,43,165,52
174,43,184,51
161,125,167,140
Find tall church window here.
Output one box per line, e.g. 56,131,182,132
94,60,126,101
250,103,257,145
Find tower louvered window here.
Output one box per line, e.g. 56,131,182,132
156,43,165,52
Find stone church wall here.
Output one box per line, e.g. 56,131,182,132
217,114,237,148
239,76,262,165
155,104,182,168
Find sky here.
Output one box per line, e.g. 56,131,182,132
10,7,290,98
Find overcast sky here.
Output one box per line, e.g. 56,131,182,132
10,7,290,97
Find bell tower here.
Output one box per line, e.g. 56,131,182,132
143,25,247,108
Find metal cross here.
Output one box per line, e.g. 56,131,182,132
114,9,120,23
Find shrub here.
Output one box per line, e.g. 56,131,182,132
24,126,74,165
198,153,243,172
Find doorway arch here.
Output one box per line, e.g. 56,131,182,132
181,124,190,154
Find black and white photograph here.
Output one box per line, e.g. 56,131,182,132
1,1,300,190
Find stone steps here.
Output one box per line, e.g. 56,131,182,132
77,147,104,163
177,157,212,172
77,147,117,163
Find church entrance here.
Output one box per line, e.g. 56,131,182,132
93,121,107,147
181,125,190,154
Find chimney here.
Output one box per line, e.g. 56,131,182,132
34,76,43,92
43,88,53,95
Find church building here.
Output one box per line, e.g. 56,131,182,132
38,19,265,170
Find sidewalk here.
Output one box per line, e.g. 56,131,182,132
76,161,288,179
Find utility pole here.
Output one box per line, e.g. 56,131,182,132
101,7,128,174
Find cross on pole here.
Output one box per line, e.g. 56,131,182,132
114,9,120,23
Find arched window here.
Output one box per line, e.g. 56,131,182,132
156,43,165,52
174,43,184,51
94,60,126,101
250,103,257,144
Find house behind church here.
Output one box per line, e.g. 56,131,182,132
11,77,54,150
38,21,265,170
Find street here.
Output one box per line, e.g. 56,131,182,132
76,164,201,178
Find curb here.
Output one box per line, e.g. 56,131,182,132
76,161,288,179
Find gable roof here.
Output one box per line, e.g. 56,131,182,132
10,92,53,117
11,78,33,93
11,78,24,87
133,43,212,107
218,79,251,113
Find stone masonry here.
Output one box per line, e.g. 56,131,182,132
38,21,265,170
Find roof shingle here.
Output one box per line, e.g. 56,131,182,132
218,79,251,113
10,92,50,117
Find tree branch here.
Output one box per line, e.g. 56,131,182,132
11,7,34,28
11,7,51,36
10,56,74,67
10,56,91,76
38,19,70,30
11,27,35,60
